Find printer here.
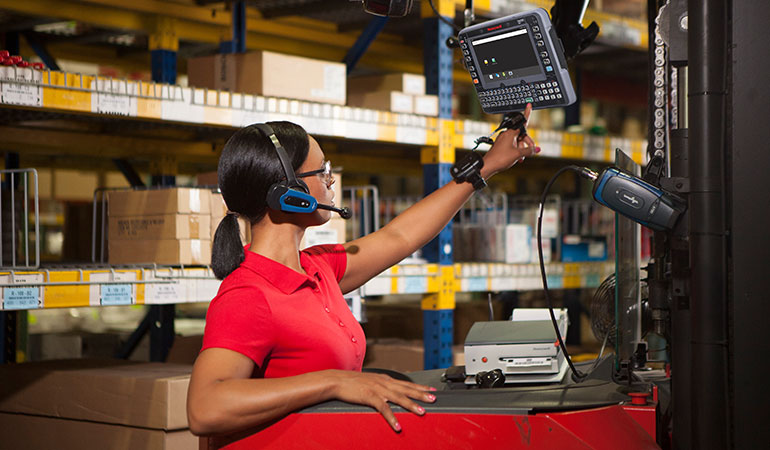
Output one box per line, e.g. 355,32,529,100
464,309,569,384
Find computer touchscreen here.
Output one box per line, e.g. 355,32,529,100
459,9,577,114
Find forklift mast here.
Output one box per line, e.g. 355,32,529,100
648,1,770,449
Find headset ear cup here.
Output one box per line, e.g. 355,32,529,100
267,183,288,210
295,178,310,194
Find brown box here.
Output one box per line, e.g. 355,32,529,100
347,73,425,96
0,413,197,450
108,188,211,217
0,359,191,430
346,90,414,113
109,239,211,265
109,214,211,240
363,339,464,373
188,51,346,105
414,94,439,116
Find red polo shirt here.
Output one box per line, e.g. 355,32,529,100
201,244,366,378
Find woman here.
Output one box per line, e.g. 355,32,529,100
187,106,539,436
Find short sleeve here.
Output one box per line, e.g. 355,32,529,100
302,244,347,283
201,286,275,367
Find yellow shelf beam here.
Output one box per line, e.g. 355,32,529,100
0,125,222,162
0,0,473,81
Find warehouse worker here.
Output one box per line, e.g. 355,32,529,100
187,107,539,436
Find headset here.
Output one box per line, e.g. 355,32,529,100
254,123,351,219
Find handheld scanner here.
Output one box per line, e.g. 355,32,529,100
592,167,685,231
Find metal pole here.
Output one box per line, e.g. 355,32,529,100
23,172,28,267
688,0,729,447
10,172,15,267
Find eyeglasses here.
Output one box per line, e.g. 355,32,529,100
297,160,334,187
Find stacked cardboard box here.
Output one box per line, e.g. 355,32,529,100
0,360,196,450
188,51,346,105
346,73,438,116
107,188,212,265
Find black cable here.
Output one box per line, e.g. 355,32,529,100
428,0,462,32
537,165,590,382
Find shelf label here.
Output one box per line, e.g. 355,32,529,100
3,286,41,310
345,122,377,141
147,282,181,304
100,284,133,305
1,82,42,107
396,126,427,145
400,276,427,294
91,79,136,116
466,277,488,292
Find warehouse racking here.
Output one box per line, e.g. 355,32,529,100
0,0,648,367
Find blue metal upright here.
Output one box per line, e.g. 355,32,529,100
421,0,457,370
221,0,247,54
343,16,389,75
149,18,178,84
421,163,454,266
22,32,60,71
144,18,181,362
151,50,177,84
423,309,454,369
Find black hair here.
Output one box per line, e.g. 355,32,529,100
211,121,309,280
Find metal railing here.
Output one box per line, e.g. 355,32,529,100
343,185,380,239
0,169,40,269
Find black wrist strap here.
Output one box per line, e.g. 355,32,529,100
451,152,487,190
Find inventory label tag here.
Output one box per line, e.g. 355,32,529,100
101,284,133,305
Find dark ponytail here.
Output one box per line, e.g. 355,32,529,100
211,213,245,280
211,121,309,279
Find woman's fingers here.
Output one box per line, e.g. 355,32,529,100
372,399,401,432
523,103,533,121
335,373,439,432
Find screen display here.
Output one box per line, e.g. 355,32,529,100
472,29,541,81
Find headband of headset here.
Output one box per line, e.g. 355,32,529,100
253,123,307,193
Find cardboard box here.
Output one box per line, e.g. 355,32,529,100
346,90,414,113
188,51,346,105
347,73,426,95
109,239,211,265
414,94,439,116
0,413,196,450
0,359,191,430
363,339,464,373
195,171,218,187
108,188,211,217
109,214,211,240
301,217,346,249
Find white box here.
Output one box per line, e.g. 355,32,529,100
414,94,439,116
505,224,532,264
